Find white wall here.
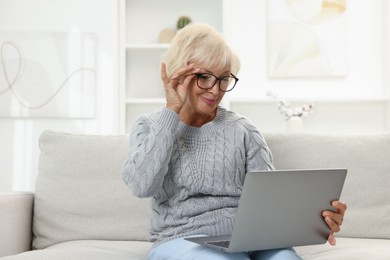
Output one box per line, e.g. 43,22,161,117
223,0,390,134
0,0,118,191
0,0,389,191
226,0,384,99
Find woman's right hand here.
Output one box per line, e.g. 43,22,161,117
161,62,200,114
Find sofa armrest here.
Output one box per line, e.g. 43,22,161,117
0,192,34,257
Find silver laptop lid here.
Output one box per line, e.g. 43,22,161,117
228,168,347,252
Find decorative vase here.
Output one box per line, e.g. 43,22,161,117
287,116,303,133
158,28,175,43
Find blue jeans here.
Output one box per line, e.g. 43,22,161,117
148,236,302,260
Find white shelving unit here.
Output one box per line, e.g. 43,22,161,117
119,0,390,135
119,0,225,133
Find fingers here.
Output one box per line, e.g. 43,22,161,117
181,70,198,86
333,200,347,216
324,217,338,245
161,63,168,85
161,62,200,113
322,200,347,246
327,231,336,246
172,65,200,88
324,213,341,232
162,63,199,87
324,201,346,226
323,211,343,228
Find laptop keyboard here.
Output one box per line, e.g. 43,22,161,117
206,240,230,248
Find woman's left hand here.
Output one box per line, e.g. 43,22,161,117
322,200,347,246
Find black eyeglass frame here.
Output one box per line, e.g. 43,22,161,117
195,73,239,92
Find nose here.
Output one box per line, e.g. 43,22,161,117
207,80,221,95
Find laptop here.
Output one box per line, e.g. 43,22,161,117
185,168,347,253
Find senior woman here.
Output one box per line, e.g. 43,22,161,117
122,23,346,260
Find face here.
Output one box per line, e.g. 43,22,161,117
180,63,230,126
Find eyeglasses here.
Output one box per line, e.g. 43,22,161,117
196,73,239,92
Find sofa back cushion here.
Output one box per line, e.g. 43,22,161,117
263,133,390,239
33,131,151,249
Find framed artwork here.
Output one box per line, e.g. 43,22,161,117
0,32,98,118
267,0,347,78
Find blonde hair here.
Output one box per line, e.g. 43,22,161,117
163,23,240,77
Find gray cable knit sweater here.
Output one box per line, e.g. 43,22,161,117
122,107,274,248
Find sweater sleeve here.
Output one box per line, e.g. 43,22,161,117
237,118,275,172
246,129,275,172
122,108,180,198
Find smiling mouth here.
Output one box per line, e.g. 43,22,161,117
202,96,216,105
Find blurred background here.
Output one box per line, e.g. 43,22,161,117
0,0,388,191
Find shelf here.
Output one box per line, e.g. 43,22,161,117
125,98,166,104
125,0,223,44
126,43,170,50
120,0,225,133
227,96,390,104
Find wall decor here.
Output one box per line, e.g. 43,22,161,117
267,91,315,132
267,0,347,78
0,32,98,118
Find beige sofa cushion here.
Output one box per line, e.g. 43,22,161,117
5,240,151,260
263,133,390,240
32,131,389,250
295,237,390,259
0,192,34,256
33,131,151,249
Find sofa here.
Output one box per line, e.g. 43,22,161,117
0,130,389,259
